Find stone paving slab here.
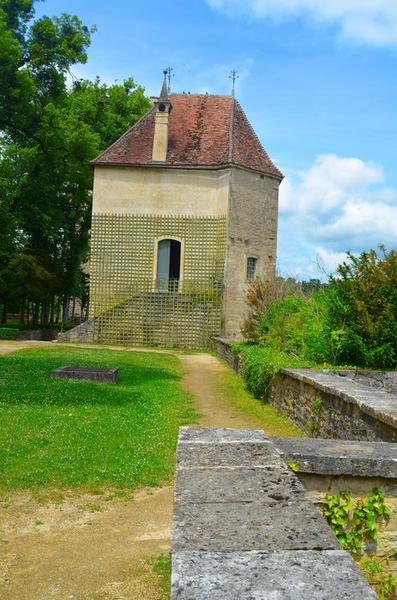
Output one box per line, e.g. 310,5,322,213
173,499,339,552
273,436,397,479
175,465,305,504
178,427,267,443
177,441,283,469
172,550,377,599
172,428,376,598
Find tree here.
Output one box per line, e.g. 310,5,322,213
0,0,151,325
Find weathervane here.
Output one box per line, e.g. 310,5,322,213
165,66,174,93
229,69,239,97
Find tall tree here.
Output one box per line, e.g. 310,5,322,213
0,0,151,324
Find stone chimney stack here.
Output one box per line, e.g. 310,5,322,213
152,70,172,162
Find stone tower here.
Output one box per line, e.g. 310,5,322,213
87,74,283,346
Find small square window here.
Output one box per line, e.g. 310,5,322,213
246,257,257,281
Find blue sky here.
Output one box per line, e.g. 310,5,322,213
37,0,397,279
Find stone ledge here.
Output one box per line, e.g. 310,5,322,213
282,368,397,431
273,436,397,479
172,550,377,599
172,428,375,598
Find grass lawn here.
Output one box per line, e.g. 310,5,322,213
0,347,197,490
218,369,304,437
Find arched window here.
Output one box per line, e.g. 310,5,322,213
156,239,181,291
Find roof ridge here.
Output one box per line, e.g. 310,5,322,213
232,100,283,180
228,96,235,163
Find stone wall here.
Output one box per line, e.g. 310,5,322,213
58,319,98,344
269,369,397,442
172,427,376,599
19,329,59,341
213,338,397,442
273,437,397,579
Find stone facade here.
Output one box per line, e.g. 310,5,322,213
74,89,284,348
87,164,279,345
223,167,278,338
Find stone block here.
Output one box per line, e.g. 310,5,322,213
175,465,305,504
273,437,397,479
173,498,339,552
172,550,377,599
176,441,282,469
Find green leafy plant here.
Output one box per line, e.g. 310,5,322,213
323,488,391,555
238,344,304,398
361,556,397,600
312,395,323,413
287,460,300,473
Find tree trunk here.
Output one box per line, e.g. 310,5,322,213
50,298,55,324
1,302,7,324
62,294,70,323
20,298,25,324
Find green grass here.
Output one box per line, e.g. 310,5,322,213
218,369,304,437
152,554,171,599
0,347,197,490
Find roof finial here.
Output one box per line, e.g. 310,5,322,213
229,69,239,97
166,66,174,93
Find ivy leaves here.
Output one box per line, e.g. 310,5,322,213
323,488,391,555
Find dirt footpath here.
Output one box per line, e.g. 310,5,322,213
0,345,263,599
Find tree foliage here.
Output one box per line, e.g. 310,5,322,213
0,0,151,325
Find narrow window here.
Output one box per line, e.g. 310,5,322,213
246,257,257,281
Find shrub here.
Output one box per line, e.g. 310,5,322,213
239,344,304,398
0,327,19,340
258,293,330,362
328,247,397,368
242,277,303,341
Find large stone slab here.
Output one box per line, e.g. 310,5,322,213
172,428,376,598
283,368,397,432
173,499,339,552
178,427,267,444
273,436,397,479
175,465,306,504
172,550,377,599
177,441,282,469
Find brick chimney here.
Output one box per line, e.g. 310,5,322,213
152,70,172,162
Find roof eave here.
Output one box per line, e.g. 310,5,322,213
91,160,284,181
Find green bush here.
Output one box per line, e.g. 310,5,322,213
0,327,19,340
258,293,330,363
327,248,397,368
238,344,305,398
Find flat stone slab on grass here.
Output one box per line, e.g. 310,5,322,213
51,366,118,384
172,550,377,599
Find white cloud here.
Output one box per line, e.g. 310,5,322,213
206,0,397,47
278,153,397,279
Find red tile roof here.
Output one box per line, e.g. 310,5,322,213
92,94,283,180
